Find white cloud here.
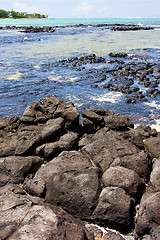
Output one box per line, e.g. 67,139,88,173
72,1,108,18
12,3,37,13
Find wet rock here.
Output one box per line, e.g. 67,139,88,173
109,52,128,58
20,26,55,33
111,25,154,31
125,97,136,103
152,64,160,73
92,187,134,233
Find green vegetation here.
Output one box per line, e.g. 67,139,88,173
0,9,48,19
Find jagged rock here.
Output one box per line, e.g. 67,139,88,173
110,151,151,182
0,95,79,157
109,52,128,58
0,156,43,187
149,157,160,192
135,192,160,239
92,187,134,233
144,134,160,158
20,94,79,128
82,128,139,173
0,94,159,238
102,166,144,200
0,184,90,240
25,151,101,218
40,117,64,142
36,130,79,159
104,114,134,130
81,109,134,132
128,124,157,149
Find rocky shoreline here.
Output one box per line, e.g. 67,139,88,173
49,53,160,104
0,23,154,33
0,95,159,239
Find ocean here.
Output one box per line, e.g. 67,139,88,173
0,18,160,129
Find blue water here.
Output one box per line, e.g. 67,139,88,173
0,18,160,129
0,18,160,27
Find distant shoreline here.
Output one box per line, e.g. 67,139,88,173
0,9,48,19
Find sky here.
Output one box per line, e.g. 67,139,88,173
1,0,160,18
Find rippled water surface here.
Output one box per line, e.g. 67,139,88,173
0,18,160,129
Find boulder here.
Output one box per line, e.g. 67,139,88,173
102,166,144,200
40,117,64,142
25,151,101,218
81,109,134,132
0,156,43,187
0,184,90,240
0,95,79,157
92,187,134,233
135,192,160,239
104,114,134,130
128,125,157,149
149,157,160,192
36,131,79,159
82,129,139,173
110,151,151,182
144,134,160,158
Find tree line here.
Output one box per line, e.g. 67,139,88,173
0,9,48,19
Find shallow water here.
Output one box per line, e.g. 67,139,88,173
0,19,160,129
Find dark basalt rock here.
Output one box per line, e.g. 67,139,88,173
91,187,134,233
109,52,128,58
25,150,101,218
20,26,55,33
144,134,160,158
0,184,91,240
45,52,159,105
0,95,79,157
135,192,160,239
111,25,154,31
0,95,159,239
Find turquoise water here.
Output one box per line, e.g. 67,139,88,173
0,18,160,129
0,18,160,26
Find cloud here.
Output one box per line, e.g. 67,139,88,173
12,3,37,13
1,0,160,18
72,0,108,17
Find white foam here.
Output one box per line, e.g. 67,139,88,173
65,77,79,82
92,92,122,103
34,65,41,69
144,100,160,110
6,71,25,80
150,119,160,132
